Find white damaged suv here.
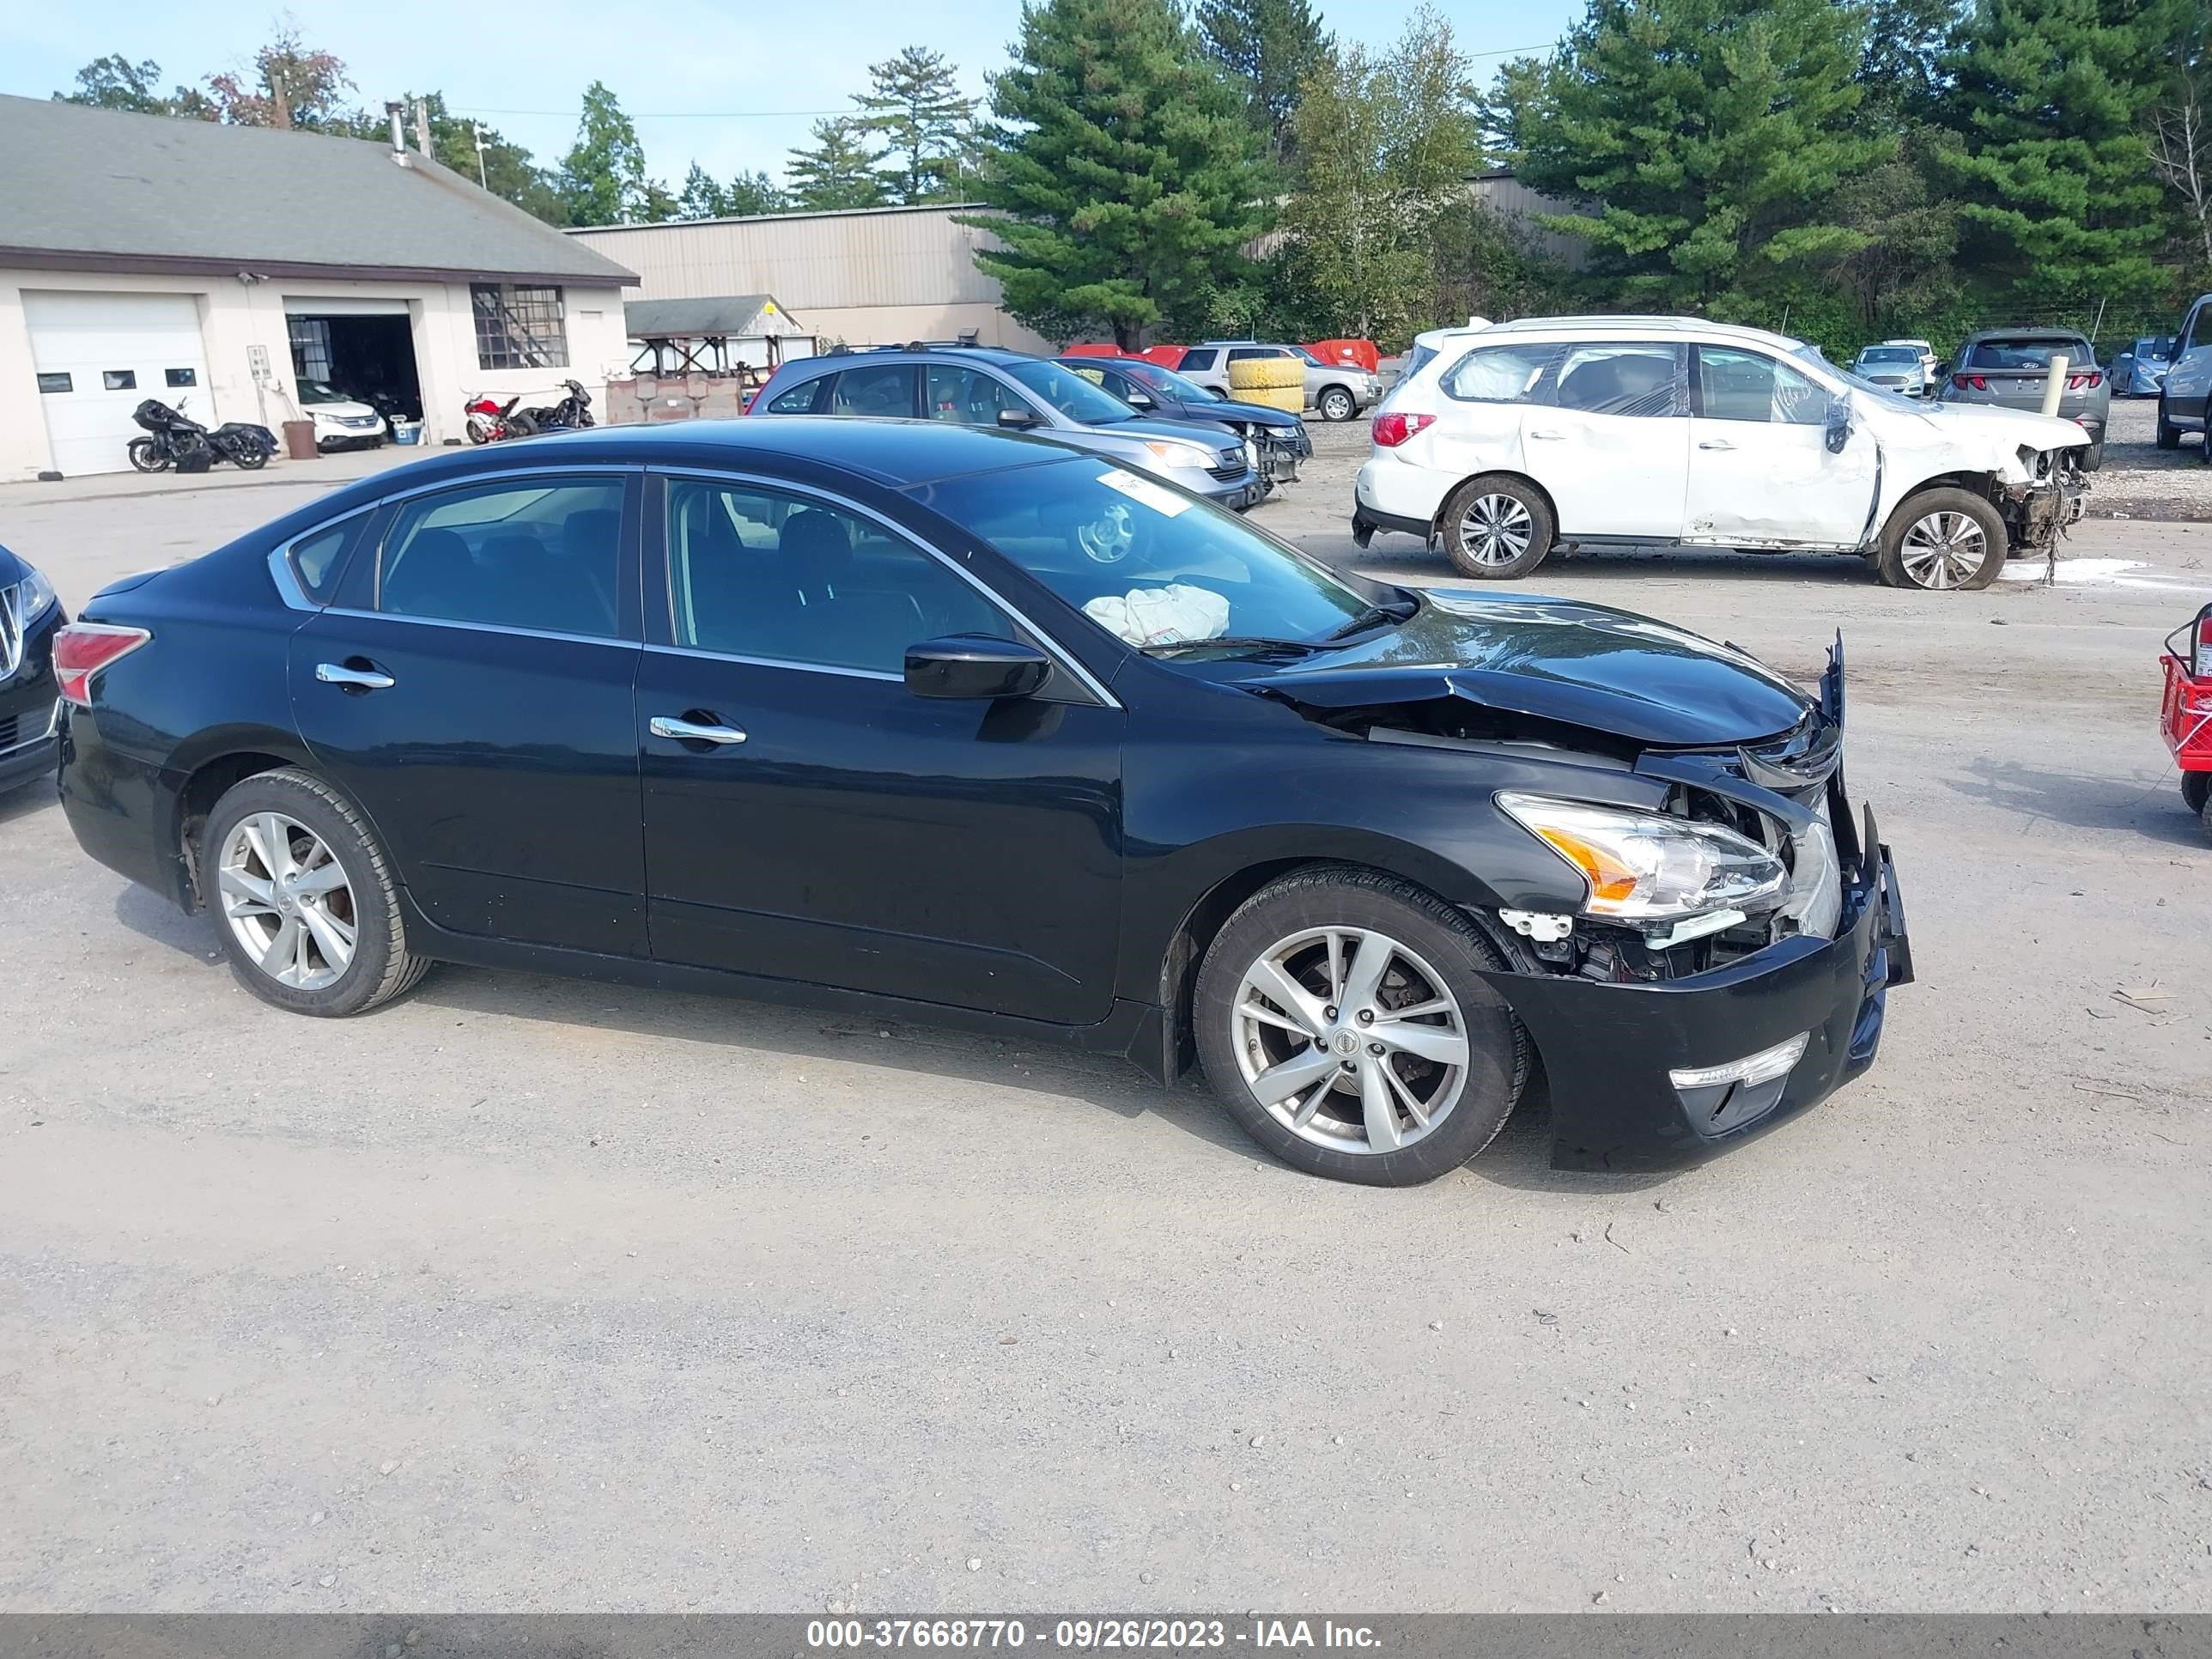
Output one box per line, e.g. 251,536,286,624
1353,316,2090,592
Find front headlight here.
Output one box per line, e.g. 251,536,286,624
12,564,58,621
1496,793,1788,922
1140,439,1216,470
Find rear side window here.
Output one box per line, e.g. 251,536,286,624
1227,347,1281,363
828,364,918,417
1180,349,1218,371
1441,343,1556,404
288,511,373,603
763,375,828,414
377,477,625,639
1966,337,2094,369
1550,343,1686,417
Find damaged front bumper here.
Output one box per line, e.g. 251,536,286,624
1484,805,1911,1170
2002,469,2087,554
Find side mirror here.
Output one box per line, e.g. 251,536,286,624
904,635,1052,701
1124,391,1154,409
1824,394,1853,454
997,406,1041,429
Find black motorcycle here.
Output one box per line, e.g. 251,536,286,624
512,379,594,437
127,399,276,474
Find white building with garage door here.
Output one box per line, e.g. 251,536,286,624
0,94,637,480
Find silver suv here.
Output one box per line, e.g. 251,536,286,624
749,346,1263,508
1174,342,1382,422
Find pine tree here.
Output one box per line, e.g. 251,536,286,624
855,46,975,204
1197,0,1331,168
1938,0,2191,304
787,118,889,210
963,0,1271,348
559,82,649,226
1512,0,1890,308
678,161,729,219
725,170,791,216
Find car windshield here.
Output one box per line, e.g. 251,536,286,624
1131,363,1228,405
1966,337,2094,369
1793,343,1923,411
1001,359,1138,425
298,380,345,404
916,458,1370,652
1291,347,1322,366
1858,347,1918,365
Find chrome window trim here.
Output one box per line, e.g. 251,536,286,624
267,544,320,612
653,465,1122,710
319,607,638,651
641,642,902,684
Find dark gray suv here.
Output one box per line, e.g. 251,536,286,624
750,346,1264,510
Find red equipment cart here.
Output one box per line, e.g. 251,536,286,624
2159,601,2212,842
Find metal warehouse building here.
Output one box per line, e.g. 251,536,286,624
567,205,1055,355
0,94,638,480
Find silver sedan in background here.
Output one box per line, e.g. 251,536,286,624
1850,343,1933,397
2113,335,2175,398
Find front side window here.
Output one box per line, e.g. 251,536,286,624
763,375,829,414
917,459,1369,653
471,283,568,370
1551,343,1686,418
667,479,1008,673
827,364,918,417
925,365,1026,426
378,477,623,637
1441,343,1557,404
1000,359,1133,425
1697,346,1827,424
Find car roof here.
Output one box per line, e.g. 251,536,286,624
790,344,1036,369
1478,314,1808,352
1959,327,2092,343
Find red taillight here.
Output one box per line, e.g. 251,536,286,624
1371,411,1435,447
2064,371,2102,390
52,623,151,707
1952,374,1990,391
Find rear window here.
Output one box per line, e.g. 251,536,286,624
1966,338,2094,369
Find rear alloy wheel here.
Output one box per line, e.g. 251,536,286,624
1439,475,1554,580
1194,866,1526,1186
1876,489,2006,592
1316,386,1358,423
204,769,430,1017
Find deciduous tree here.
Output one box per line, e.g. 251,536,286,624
53,55,215,119
559,82,650,226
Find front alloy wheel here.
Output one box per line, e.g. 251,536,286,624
1317,386,1357,422
1233,926,1469,1155
1875,487,2006,592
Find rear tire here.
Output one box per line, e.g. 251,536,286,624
2157,398,2181,450
1438,475,1553,580
1875,488,2007,592
2081,440,2104,471
126,438,167,473
233,446,268,471
1194,866,1528,1187
204,769,430,1018
2185,772,2211,817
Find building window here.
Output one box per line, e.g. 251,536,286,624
471,283,568,370
36,373,71,394
289,317,332,383
103,369,137,391
166,368,198,388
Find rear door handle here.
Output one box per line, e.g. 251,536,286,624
650,714,748,746
1527,428,1564,441
1698,439,1738,451
315,662,394,690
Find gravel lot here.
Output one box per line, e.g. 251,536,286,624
3,425,2210,1614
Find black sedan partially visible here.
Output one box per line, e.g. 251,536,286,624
53,419,1910,1184
0,542,67,795
1059,356,1315,484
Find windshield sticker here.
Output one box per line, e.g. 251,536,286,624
1097,467,1191,518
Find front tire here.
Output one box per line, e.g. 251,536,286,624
1438,475,1554,580
1875,488,2007,591
233,445,268,471
2157,398,2181,450
126,438,168,473
1194,866,1528,1187
2185,771,2210,817
1316,386,1357,423
204,769,430,1018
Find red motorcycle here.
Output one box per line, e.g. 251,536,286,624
462,392,530,444
2160,601,2212,843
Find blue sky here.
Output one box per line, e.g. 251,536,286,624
2,0,1580,187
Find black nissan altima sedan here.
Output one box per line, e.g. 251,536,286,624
54,418,1911,1184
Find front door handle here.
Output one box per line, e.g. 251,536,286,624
1698,438,1738,452
316,661,395,690
650,714,748,746
1527,428,1565,441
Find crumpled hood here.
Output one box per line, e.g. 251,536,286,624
1256,591,1815,747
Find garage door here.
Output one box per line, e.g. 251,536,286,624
25,291,211,477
